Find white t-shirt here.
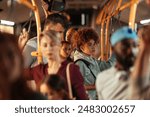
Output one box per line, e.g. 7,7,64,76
96,66,129,100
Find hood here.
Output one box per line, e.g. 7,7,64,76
74,50,95,65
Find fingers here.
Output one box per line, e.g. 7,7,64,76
19,28,29,41
18,28,29,50
22,28,27,33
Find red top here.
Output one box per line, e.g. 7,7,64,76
25,60,88,100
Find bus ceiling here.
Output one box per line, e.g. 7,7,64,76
0,0,149,24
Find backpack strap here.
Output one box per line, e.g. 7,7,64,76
74,59,96,79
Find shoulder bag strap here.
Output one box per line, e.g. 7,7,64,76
66,63,73,99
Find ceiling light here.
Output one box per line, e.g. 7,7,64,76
0,20,15,26
140,19,150,24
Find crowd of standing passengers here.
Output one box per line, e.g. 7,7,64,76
0,11,150,100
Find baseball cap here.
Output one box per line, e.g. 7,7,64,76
110,26,138,46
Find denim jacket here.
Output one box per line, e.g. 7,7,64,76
74,50,115,99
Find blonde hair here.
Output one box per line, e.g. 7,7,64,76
40,30,61,45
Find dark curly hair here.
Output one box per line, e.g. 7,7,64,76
41,74,69,100
74,27,99,50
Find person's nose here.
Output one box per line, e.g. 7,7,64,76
66,49,70,54
47,45,52,51
91,45,96,50
127,47,133,55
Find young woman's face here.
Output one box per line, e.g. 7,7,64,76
80,39,96,56
0,42,22,82
60,44,72,58
40,83,62,100
93,44,101,59
40,35,61,61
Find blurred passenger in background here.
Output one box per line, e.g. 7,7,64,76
96,27,138,100
21,13,69,68
60,41,73,62
40,74,69,100
65,27,78,49
0,32,46,100
130,25,150,99
65,27,79,60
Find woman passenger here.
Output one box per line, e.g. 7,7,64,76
73,27,115,99
24,30,88,100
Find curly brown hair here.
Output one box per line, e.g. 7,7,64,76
66,27,78,42
74,27,99,50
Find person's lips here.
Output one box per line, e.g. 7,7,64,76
92,49,95,53
46,53,53,56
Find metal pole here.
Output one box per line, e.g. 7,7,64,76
105,19,110,60
31,0,42,64
17,0,35,10
129,0,139,30
100,22,105,60
17,0,42,64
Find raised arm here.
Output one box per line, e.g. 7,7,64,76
18,28,29,51
98,53,116,71
130,33,150,99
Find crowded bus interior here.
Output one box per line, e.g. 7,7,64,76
0,0,150,100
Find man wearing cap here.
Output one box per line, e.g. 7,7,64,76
96,26,138,100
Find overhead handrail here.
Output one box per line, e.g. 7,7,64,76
96,0,139,60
